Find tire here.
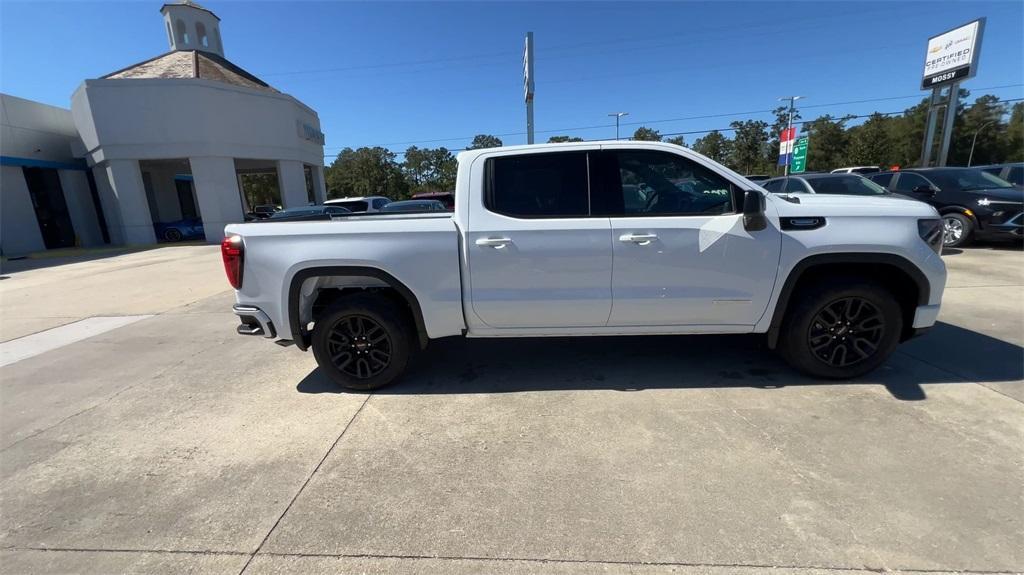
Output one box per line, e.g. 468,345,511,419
942,213,973,248
163,228,183,242
777,279,903,379
311,294,413,391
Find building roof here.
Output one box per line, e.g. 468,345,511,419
160,0,219,21
102,50,276,93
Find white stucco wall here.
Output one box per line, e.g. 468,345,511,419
1,93,80,163
72,79,324,167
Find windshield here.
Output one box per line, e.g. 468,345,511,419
806,175,889,196
927,169,1015,191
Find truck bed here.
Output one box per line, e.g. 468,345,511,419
225,215,464,342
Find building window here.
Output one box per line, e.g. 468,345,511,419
196,22,208,48
212,28,222,52
304,165,316,204
175,19,189,45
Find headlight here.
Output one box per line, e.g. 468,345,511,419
918,218,943,254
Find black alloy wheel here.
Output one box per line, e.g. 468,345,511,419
807,297,885,368
326,315,393,379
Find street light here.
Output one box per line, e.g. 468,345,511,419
608,112,629,140
778,96,804,176
967,120,996,167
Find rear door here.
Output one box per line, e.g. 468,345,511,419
592,147,781,327
466,149,613,328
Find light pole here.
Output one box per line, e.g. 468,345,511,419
608,112,629,140
967,120,996,167
778,96,804,176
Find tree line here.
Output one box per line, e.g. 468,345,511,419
325,91,1023,199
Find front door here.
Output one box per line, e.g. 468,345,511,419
466,150,613,328
592,148,781,327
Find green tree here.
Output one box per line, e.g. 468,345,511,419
801,115,852,171
1007,102,1024,162
728,120,770,174
692,130,731,164
326,147,408,200
467,134,503,149
846,113,893,167
547,135,584,143
885,98,929,168
664,135,686,146
402,146,458,192
951,95,1007,166
631,127,662,141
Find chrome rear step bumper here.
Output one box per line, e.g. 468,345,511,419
233,304,276,338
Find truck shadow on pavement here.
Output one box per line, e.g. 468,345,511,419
297,321,1022,401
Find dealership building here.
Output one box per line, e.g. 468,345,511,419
1,0,326,255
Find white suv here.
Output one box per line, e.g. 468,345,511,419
324,196,391,213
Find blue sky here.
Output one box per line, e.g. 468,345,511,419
2,1,1022,162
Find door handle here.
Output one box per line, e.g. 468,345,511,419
475,237,512,249
619,233,658,245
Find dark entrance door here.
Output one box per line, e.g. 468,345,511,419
175,179,199,219
22,167,76,249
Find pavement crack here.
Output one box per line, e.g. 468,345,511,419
237,393,373,575
3,546,248,556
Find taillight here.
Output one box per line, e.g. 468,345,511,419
221,235,244,289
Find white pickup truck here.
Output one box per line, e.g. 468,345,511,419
223,142,946,390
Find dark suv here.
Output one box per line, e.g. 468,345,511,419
867,168,1023,247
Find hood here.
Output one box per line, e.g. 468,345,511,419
768,193,938,218
962,187,1024,203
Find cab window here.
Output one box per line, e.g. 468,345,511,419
485,152,589,218
592,150,736,216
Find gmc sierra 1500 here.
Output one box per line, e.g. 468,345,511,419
224,141,946,390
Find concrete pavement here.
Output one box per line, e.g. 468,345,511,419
0,243,1021,575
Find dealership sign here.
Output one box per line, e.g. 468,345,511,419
921,18,984,89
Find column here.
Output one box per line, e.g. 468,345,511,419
104,159,157,245
312,165,328,204
189,156,244,243
277,160,309,208
91,165,124,245
58,169,104,247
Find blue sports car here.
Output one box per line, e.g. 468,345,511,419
154,218,205,242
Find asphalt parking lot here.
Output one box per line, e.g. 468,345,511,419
1,243,1022,575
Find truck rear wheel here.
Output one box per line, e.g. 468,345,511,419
777,279,903,379
311,294,413,391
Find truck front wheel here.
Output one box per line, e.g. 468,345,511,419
311,294,413,391
777,279,903,379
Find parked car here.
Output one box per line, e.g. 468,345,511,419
324,196,391,213
412,191,455,210
760,174,891,196
265,205,351,222
251,204,280,219
831,166,882,174
976,162,1023,187
380,199,448,213
223,141,946,390
867,168,1023,247
154,218,204,242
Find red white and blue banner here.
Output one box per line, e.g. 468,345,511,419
778,127,796,166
